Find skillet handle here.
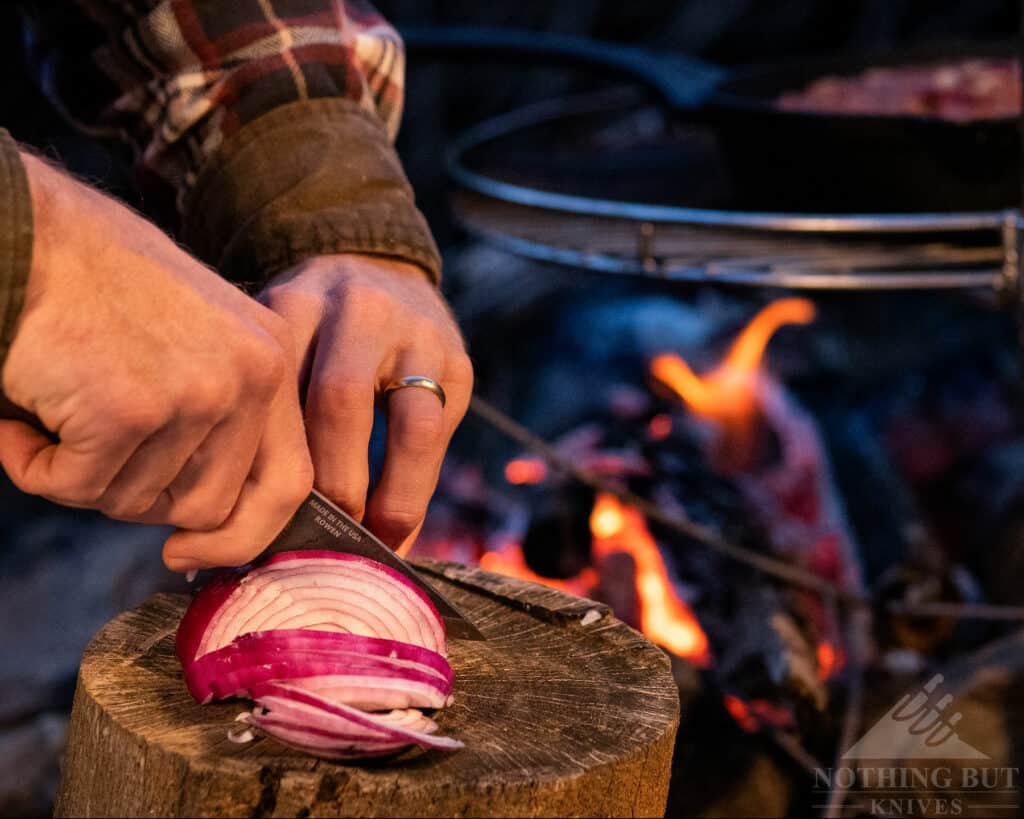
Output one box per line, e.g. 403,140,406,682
399,24,723,110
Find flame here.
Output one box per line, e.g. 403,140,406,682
475,494,710,666
504,457,548,485
650,298,815,469
590,494,710,664
479,548,597,597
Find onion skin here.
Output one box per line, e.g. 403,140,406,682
176,551,462,760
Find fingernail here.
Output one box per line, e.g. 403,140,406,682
165,556,208,574
185,570,198,583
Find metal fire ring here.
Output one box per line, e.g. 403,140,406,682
446,89,1021,294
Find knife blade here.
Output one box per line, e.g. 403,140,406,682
259,490,485,641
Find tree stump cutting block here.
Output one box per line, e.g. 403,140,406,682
54,560,679,818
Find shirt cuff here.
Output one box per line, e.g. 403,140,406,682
0,129,33,370
181,98,441,291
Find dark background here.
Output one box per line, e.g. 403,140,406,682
0,0,1017,243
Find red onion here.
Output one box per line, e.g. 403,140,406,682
176,551,463,759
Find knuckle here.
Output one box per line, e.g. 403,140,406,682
308,378,369,417
57,481,107,506
186,373,231,420
244,336,288,395
171,495,236,531
449,352,475,390
316,484,364,520
101,493,156,521
374,501,424,537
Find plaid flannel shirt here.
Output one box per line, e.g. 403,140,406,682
20,0,441,287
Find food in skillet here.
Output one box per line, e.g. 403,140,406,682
777,58,1020,121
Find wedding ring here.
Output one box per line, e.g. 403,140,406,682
383,376,447,408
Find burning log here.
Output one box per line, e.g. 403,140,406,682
716,584,826,718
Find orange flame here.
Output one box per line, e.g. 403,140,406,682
651,298,816,416
479,548,598,597
650,298,815,470
590,493,710,664
476,494,710,666
504,457,548,485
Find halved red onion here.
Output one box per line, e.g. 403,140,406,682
184,631,453,704
176,551,462,759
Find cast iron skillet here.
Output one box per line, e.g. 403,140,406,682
401,25,1020,212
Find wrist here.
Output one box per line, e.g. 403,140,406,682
20,152,62,309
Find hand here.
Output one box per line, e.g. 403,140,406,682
0,154,313,570
261,254,473,553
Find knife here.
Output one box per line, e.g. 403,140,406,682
259,489,486,641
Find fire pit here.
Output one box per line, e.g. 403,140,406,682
405,81,1024,816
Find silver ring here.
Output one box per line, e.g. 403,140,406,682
383,376,447,408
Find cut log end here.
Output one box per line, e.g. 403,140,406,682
54,559,679,818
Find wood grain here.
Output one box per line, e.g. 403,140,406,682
54,559,679,818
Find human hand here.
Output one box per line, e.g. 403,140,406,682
0,154,313,571
261,254,473,553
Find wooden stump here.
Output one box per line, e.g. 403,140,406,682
54,559,679,818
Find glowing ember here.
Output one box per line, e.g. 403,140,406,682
723,694,759,733
504,457,548,485
723,694,795,733
817,641,844,680
648,413,673,441
590,494,711,664
650,298,816,471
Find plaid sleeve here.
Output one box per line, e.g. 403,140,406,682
22,1,440,284
26,0,402,200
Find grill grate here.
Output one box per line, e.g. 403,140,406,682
448,89,1020,297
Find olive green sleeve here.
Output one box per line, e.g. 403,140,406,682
0,129,32,370
181,98,441,291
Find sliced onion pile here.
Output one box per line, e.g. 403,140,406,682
176,550,463,759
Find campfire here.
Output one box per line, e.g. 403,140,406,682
414,280,1024,815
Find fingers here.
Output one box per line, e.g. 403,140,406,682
122,409,266,529
162,379,314,572
303,328,377,521
92,413,216,522
364,357,453,551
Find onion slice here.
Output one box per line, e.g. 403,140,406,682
176,550,462,759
